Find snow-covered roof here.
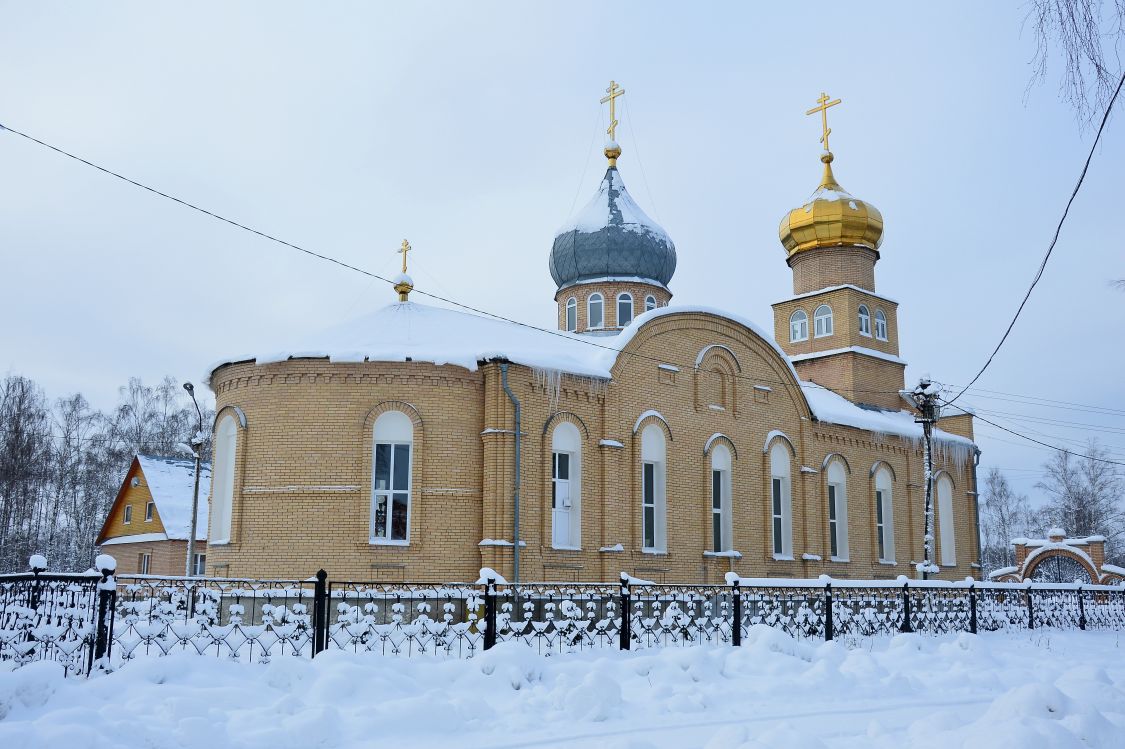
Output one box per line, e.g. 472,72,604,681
210,301,973,450
1011,535,1105,547
136,455,211,541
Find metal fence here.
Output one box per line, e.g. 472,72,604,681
3,562,1124,676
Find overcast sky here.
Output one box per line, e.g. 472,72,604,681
2,2,1123,503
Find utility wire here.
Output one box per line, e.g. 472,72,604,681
946,69,1125,407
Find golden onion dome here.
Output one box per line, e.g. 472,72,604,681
779,152,883,256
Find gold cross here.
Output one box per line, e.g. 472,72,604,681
805,92,842,152
600,80,625,141
398,239,411,273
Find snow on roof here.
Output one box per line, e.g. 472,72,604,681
556,168,671,243
789,346,906,365
210,301,973,450
137,455,211,541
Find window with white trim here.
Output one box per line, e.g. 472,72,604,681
192,553,206,576
875,467,895,562
551,422,581,549
617,293,633,327
790,309,808,342
858,304,871,337
145,500,154,522
711,444,732,552
640,424,666,552
813,304,834,337
123,504,132,524
138,553,150,575
645,295,657,312
826,460,849,560
938,474,956,566
210,414,237,544
874,309,888,341
371,411,413,544
565,297,577,332
587,293,604,329
770,442,792,557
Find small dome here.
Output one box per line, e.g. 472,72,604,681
550,165,676,289
779,153,883,256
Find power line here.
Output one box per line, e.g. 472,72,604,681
946,68,1125,407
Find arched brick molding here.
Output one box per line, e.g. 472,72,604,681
821,453,852,474
362,400,425,439
1022,548,1100,583
633,411,673,441
541,411,590,440
704,433,738,460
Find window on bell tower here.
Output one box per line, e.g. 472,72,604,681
790,309,808,342
814,305,834,338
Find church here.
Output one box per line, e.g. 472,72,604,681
203,86,981,584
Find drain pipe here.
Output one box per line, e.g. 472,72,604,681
972,446,984,573
500,363,521,583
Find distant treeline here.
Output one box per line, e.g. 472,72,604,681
0,375,212,573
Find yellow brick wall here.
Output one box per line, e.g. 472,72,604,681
207,309,979,585
103,540,188,576
555,282,671,333
788,246,879,294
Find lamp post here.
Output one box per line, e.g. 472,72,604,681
183,382,204,577
910,377,940,581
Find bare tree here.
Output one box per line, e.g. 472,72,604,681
1035,440,1125,562
1027,0,1125,124
980,468,1033,572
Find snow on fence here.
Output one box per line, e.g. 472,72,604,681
3,559,1125,676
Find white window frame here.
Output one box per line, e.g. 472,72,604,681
371,411,413,545
789,309,808,342
617,293,633,328
551,422,582,549
210,414,238,545
875,468,895,562
874,309,888,341
770,442,793,558
813,304,834,338
123,504,132,524
938,474,956,567
710,444,732,552
640,424,667,552
565,297,577,332
858,304,872,337
645,295,657,312
144,500,154,522
587,293,604,329
192,553,206,576
139,552,150,575
826,460,849,561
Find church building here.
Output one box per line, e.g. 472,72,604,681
204,86,981,584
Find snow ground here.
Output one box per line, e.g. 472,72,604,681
2,628,1123,748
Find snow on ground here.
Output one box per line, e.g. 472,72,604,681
2,628,1124,748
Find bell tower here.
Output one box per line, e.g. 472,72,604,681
772,93,905,410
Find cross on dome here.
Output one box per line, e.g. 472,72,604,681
806,91,842,155
393,238,415,302
600,80,625,167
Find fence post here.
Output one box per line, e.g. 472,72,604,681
619,574,631,651
1026,585,1035,630
968,583,977,635
824,581,834,641
483,578,497,651
91,555,117,674
899,581,914,633
312,569,328,656
1076,585,1086,631
731,579,741,646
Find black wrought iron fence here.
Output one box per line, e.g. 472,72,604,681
5,557,1125,677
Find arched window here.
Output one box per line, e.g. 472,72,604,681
645,295,657,312
770,441,792,558
210,414,237,544
813,304,834,338
640,424,666,552
875,466,895,562
587,293,604,329
371,411,413,544
551,422,582,549
565,297,577,332
858,305,871,337
617,293,634,327
874,309,888,341
938,474,956,566
789,309,808,342
826,460,849,560
710,444,732,552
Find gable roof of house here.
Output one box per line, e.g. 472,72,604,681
96,454,211,545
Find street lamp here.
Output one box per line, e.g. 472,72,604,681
183,382,204,577
909,377,941,580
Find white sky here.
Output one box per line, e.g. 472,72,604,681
2,2,1123,505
